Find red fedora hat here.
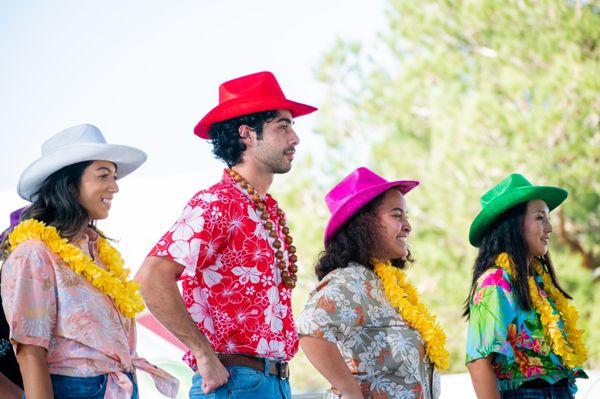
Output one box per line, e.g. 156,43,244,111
194,71,317,139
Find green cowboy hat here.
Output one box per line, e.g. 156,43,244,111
469,173,568,247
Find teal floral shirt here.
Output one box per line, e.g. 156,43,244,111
465,267,586,392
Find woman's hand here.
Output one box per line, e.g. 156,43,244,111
300,336,364,399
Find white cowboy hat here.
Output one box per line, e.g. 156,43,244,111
18,124,147,201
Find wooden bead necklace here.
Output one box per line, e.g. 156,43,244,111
228,168,298,288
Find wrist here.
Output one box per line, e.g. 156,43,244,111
191,345,218,364
336,381,362,396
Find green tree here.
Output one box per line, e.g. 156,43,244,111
280,0,599,388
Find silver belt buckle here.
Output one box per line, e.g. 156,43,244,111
276,361,289,380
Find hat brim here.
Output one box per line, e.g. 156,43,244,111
194,96,318,139
324,180,419,244
469,185,568,247
18,143,147,201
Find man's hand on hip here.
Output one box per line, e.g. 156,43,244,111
195,351,230,393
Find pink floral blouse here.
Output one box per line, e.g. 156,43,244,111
1,231,178,398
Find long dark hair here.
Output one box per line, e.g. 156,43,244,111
315,188,410,281
22,160,97,239
463,201,571,319
209,110,280,167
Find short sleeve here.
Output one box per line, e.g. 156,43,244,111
1,241,57,350
148,190,230,277
466,268,518,364
297,273,364,344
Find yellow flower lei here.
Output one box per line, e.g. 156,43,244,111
373,260,449,370
495,253,587,368
8,219,145,318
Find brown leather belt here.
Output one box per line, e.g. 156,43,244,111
217,354,290,380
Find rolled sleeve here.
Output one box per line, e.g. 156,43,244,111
148,193,229,278
1,240,57,350
298,278,363,344
466,268,517,364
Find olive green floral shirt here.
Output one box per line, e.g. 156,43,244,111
298,263,440,399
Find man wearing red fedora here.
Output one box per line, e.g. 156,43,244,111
136,71,317,398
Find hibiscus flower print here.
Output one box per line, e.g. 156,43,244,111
261,274,274,287
247,205,269,240
168,239,202,275
197,192,218,203
232,303,260,328
280,288,291,301
214,276,243,305
202,255,224,287
256,338,285,359
242,239,272,265
523,355,545,378
480,268,511,292
188,286,214,334
210,206,223,219
264,286,287,333
203,238,219,259
170,205,205,241
231,266,261,284
227,207,245,234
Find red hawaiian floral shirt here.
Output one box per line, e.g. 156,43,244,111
148,170,298,370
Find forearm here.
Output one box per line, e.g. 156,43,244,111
300,336,362,398
466,357,501,399
16,344,53,399
0,372,23,399
136,256,230,392
135,257,213,356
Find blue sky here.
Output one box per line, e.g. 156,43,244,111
0,0,385,189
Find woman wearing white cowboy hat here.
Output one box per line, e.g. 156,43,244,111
0,124,179,399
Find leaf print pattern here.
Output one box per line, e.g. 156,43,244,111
298,262,440,399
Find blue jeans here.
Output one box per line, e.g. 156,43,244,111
189,363,292,399
501,387,574,399
23,373,138,399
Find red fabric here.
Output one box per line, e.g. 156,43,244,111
148,170,298,370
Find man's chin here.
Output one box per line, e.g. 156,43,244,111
272,164,292,174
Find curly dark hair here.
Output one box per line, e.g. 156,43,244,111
208,110,280,167
315,188,411,281
463,202,571,319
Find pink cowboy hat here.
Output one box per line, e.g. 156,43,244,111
324,167,419,244
194,71,317,139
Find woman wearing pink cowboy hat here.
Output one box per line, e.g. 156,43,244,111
297,167,449,399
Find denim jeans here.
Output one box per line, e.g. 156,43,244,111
189,363,292,399
501,387,574,399
23,373,138,399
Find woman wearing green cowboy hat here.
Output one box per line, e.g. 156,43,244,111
463,174,588,399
